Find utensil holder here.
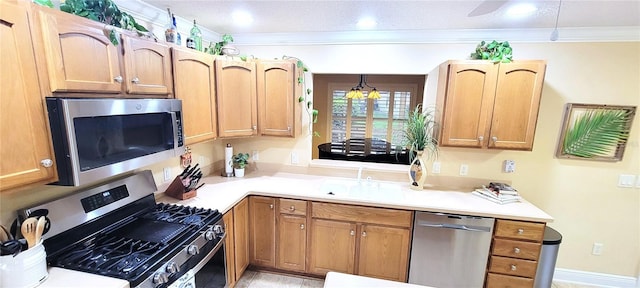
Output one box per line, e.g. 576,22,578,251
0,241,47,288
164,176,197,200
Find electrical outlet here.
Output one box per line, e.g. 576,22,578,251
252,150,259,161
618,174,636,188
163,167,171,182
636,175,640,188
592,243,603,255
503,160,515,173
432,162,441,174
198,156,207,164
291,152,299,164
459,164,468,176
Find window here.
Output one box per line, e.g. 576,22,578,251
313,74,425,164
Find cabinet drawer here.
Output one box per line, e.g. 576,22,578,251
495,220,544,242
279,199,307,216
492,239,541,261
488,256,537,278
486,273,533,288
311,202,412,228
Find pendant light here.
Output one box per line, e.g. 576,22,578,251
550,0,562,41
345,75,380,99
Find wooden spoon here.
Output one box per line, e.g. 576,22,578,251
35,217,46,245
20,217,38,249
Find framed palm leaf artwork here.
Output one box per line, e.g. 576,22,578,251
556,103,636,162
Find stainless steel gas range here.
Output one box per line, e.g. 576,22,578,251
17,170,226,288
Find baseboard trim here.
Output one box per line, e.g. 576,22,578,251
554,268,638,288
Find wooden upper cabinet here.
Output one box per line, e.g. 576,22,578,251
215,59,257,137
436,60,546,150
121,35,172,95
0,1,57,190
171,48,217,144
38,8,122,93
257,60,299,137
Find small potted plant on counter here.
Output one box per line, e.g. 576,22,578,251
232,153,250,177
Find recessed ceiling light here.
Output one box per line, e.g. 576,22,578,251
506,3,538,18
232,10,253,26
357,17,377,29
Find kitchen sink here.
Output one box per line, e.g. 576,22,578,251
318,178,402,199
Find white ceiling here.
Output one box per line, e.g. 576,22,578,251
135,0,640,43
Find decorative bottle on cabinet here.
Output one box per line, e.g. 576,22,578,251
164,8,177,43
190,20,202,51
172,14,181,45
408,151,427,190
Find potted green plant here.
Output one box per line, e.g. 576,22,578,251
404,104,439,190
231,152,250,177
470,40,513,63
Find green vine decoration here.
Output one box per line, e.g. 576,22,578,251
470,40,513,63
563,109,633,158
284,56,319,137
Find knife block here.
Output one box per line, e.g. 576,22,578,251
164,176,197,200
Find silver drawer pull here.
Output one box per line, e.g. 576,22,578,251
300,224,304,230
269,204,273,209
289,206,295,211
514,247,521,254
131,77,140,84
40,159,53,168
510,264,517,271
350,230,355,236
492,136,498,142
478,136,484,141
113,76,123,83
517,228,524,234
362,231,367,237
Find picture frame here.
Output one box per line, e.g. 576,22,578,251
556,103,636,162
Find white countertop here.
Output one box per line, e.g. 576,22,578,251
158,173,553,223
38,172,552,288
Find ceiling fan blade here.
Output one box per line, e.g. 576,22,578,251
468,0,509,17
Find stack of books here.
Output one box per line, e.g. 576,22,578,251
472,186,521,205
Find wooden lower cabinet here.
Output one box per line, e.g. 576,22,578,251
249,196,276,267
276,214,307,272
358,224,411,281
233,198,250,280
308,219,357,275
486,272,534,288
222,211,236,287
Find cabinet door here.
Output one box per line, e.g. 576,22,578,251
308,219,356,275
215,59,257,137
222,211,236,287
257,60,296,137
249,196,276,267
489,61,546,150
233,198,249,279
438,61,498,147
277,215,306,272
0,2,56,190
122,35,172,95
357,225,411,282
172,48,217,144
38,8,122,93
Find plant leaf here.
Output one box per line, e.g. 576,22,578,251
562,109,632,158
33,0,54,8
108,29,119,46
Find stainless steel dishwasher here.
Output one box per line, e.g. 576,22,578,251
408,211,495,287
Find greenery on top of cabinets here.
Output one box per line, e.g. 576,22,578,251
210,34,234,55
404,104,439,161
562,108,634,158
470,40,513,63
284,56,319,137
57,0,151,45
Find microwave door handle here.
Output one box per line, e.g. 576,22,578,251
169,112,183,150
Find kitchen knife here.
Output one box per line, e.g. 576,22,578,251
179,165,191,179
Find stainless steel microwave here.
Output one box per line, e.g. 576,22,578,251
46,98,184,186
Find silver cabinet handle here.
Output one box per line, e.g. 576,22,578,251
478,136,484,141
287,126,291,131
300,224,304,230
350,230,355,236
517,228,524,235
514,247,521,254
114,76,123,83
492,136,498,142
511,264,517,271
417,221,491,233
40,159,53,168
131,77,140,84
252,125,257,130
269,204,274,209
362,231,367,237
289,206,295,211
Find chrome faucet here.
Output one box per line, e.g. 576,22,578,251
357,166,363,183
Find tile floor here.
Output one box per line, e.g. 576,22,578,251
235,270,603,288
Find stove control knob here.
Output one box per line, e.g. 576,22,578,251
165,261,180,274
213,224,225,237
153,272,169,285
187,244,200,255
205,229,215,241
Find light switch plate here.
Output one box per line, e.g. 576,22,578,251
291,152,299,164
459,164,468,176
432,162,441,174
163,167,171,182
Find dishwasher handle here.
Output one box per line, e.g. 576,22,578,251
417,220,492,233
